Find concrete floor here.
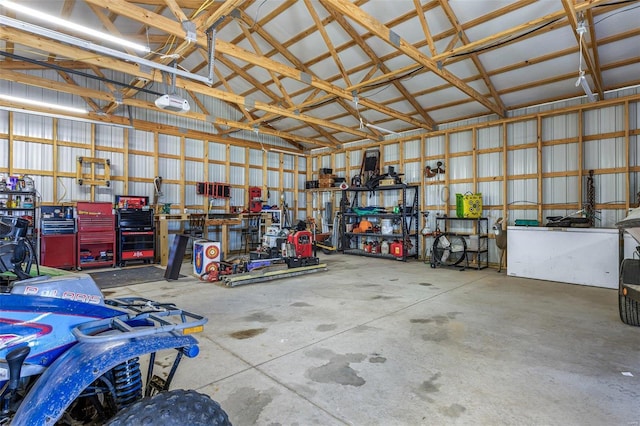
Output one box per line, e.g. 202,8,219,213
107,255,640,425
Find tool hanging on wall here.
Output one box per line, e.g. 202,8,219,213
585,169,596,227
424,161,445,178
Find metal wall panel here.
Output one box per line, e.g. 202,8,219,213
477,126,502,150
478,181,502,206
57,119,91,143
187,190,206,208
209,142,226,161
298,174,307,192
249,168,262,186
319,154,331,169
0,139,7,168
127,182,151,199
58,146,89,173
130,130,154,151
478,152,502,178
95,125,125,149
383,143,399,162
584,138,625,170
543,176,578,204
229,145,245,163
424,182,447,210
283,171,294,189
509,209,538,221
56,177,81,203
508,147,537,175
13,141,53,171
208,164,225,182
249,148,263,166
449,156,472,180
36,176,54,204
449,130,473,153
541,144,572,174
350,149,362,168
280,153,295,170
184,137,204,158
584,105,624,135
230,166,244,185
184,160,203,182
158,134,181,155
99,152,124,178
231,188,245,208
298,155,307,172
162,184,181,209
404,162,421,184
267,151,280,168
507,179,538,205
403,139,420,159
0,111,7,133
128,154,153,178
507,120,537,146
425,135,444,156
597,173,626,204
267,170,279,188
542,112,579,140
334,152,345,170
159,157,182,180
12,113,53,139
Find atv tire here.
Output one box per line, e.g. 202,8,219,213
619,294,640,326
619,258,640,326
106,389,231,426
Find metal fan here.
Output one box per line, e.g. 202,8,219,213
430,234,467,268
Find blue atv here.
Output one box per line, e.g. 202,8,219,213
0,216,231,425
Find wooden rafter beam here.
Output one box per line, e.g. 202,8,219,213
432,0,611,63
86,2,137,55
413,0,437,57
56,71,102,113
437,0,506,115
304,0,351,87
84,0,430,130
322,0,504,117
162,0,189,23
561,0,603,97
198,0,245,30
321,0,435,129
0,98,131,126
0,66,336,148
235,15,341,146
0,28,372,141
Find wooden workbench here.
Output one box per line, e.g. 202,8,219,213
155,213,241,266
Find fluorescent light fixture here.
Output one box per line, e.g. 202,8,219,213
366,123,399,135
0,0,150,53
270,148,306,157
0,94,87,114
575,73,596,102
0,15,213,85
0,104,133,129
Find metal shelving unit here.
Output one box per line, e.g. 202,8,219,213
434,217,489,270
0,190,37,241
340,184,419,261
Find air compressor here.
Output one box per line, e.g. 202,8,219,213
283,228,319,268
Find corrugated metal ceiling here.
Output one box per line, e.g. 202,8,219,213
0,0,638,151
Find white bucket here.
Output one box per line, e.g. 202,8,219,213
381,219,393,235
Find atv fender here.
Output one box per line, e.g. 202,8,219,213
11,333,199,426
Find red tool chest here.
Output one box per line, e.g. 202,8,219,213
76,202,115,270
